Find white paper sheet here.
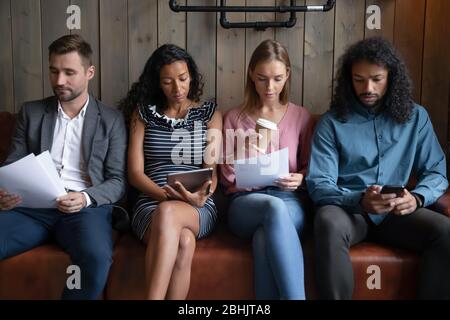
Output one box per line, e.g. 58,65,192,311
36,151,67,193
235,148,290,189
0,152,67,208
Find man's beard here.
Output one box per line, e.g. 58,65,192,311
358,93,381,107
53,87,83,102
358,93,384,114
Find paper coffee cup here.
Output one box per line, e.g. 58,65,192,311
255,118,278,151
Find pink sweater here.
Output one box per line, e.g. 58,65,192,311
220,102,314,194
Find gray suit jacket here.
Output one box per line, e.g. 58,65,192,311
5,95,127,207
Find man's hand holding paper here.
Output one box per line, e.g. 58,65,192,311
56,192,87,214
0,189,22,211
0,152,67,209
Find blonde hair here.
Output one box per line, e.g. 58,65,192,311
240,39,291,118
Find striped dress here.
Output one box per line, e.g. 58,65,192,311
131,101,218,241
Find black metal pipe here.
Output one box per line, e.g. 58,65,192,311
220,0,297,30
323,0,336,11
170,0,335,13
220,19,297,30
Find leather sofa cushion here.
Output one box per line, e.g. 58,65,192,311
0,244,71,299
0,231,120,300
106,222,419,300
106,223,254,300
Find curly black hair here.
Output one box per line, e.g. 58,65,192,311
331,37,413,123
119,44,204,126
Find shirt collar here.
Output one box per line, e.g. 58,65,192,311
350,97,384,119
57,96,90,120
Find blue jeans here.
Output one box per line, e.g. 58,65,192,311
0,206,113,299
228,187,306,300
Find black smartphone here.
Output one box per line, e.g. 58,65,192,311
380,185,405,197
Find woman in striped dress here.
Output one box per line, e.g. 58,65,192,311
119,44,222,300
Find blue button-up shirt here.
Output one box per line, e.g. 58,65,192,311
306,103,448,218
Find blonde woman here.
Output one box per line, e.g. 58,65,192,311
220,40,314,299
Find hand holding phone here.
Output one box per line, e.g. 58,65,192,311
380,185,405,197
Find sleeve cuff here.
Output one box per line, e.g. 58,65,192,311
411,192,424,208
342,191,364,214
82,192,92,208
411,188,430,207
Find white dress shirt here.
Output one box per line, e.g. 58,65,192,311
50,98,93,207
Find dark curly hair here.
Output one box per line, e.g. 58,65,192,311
119,44,203,126
331,37,413,123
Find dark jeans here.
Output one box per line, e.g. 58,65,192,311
0,206,113,300
314,205,450,300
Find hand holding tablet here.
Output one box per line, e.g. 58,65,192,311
167,168,213,193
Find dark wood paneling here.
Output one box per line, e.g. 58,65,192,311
71,0,100,98
11,0,43,112
245,0,276,69
365,0,396,42
128,0,158,86
99,0,128,108
334,0,365,80
158,0,186,48
0,0,14,112
422,0,450,148
275,0,305,107
216,0,246,111
394,0,426,102
187,0,217,102
41,0,70,98
303,0,335,114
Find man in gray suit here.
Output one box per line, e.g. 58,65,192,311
0,35,127,299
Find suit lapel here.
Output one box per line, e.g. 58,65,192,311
82,95,100,164
40,97,58,152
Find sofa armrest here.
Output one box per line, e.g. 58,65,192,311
429,190,450,218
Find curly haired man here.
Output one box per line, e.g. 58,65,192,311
306,37,450,300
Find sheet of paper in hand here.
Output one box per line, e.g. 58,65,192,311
235,147,289,189
0,151,67,208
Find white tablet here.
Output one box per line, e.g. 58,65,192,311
167,168,213,193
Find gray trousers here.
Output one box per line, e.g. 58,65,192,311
314,205,450,300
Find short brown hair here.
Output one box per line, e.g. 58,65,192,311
241,39,291,117
48,34,93,67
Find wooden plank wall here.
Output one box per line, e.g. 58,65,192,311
71,0,100,98
421,0,450,148
0,0,449,148
0,0,14,113
10,0,43,112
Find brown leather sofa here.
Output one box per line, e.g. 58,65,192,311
1,111,449,300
